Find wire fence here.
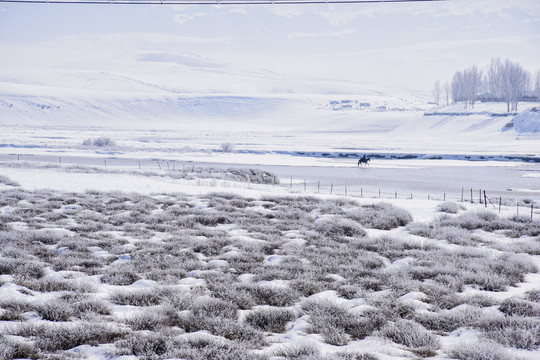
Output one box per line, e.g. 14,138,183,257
1,152,538,221
274,176,538,221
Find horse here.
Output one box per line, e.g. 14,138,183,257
357,155,370,167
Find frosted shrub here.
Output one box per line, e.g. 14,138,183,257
477,315,540,350
36,299,73,321
12,322,128,351
191,297,238,319
447,341,513,360
321,327,351,346
82,137,116,148
499,298,539,317
417,306,482,332
0,298,33,321
315,218,366,239
346,203,413,230
124,309,168,331
420,283,462,310
272,342,320,358
432,226,473,246
205,317,265,345
101,268,141,286
110,289,163,306
437,201,464,214
0,335,38,360
22,277,96,293
327,353,379,360
381,320,440,354
221,143,235,153
210,284,258,310
244,307,297,333
248,285,300,307
73,298,112,318
114,333,169,360
302,299,379,344
525,288,540,303
166,336,268,360
0,175,19,187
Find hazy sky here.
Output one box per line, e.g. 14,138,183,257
1,0,539,91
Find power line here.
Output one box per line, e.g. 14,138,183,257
0,0,446,5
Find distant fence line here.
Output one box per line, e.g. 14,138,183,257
1,153,538,221
276,177,537,221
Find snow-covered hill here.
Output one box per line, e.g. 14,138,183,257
1,51,540,139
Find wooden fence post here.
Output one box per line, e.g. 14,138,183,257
470,188,473,203
479,189,482,204
499,197,501,213
378,189,381,198
345,185,347,196
395,191,397,199
318,181,320,194
360,188,363,197
290,177,292,189
157,162,162,170
532,204,534,221
304,179,306,191
330,184,333,195
484,191,487,208
444,193,446,201
461,187,464,202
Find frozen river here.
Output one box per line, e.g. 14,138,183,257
1,152,538,201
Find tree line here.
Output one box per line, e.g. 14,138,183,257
432,58,540,112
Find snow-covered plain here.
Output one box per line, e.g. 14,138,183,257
0,166,539,360
1,55,540,360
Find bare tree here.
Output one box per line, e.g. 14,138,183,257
463,65,482,108
534,70,540,99
486,58,503,100
502,59,530,112
443,81,450,106
431,80,441,106
449,58,531,111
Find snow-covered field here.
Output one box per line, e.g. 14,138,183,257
1,57,540,360
0,165,539,360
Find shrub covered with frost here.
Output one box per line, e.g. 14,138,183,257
381,319,440,354
437,201,464,214
346,203,413,230
82,137,116,148
244,307,297,333
447,341,514,360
